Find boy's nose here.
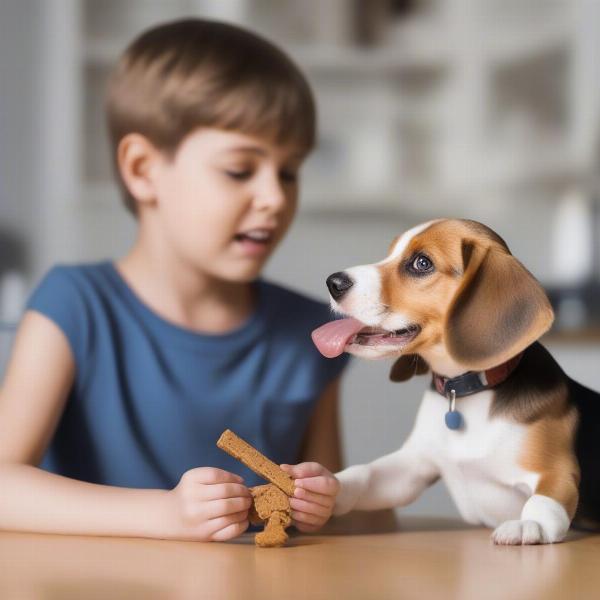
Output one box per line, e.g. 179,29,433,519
254,176,288,213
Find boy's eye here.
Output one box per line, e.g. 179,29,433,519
225,170,252,181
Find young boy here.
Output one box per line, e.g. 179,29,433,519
0,19,348,542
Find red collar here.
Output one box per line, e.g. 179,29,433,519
432,352,523,399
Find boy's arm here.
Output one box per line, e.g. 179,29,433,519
0,311,74,466
0,311,167,537
298,377,342,473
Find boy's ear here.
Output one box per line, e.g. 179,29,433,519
117,133,163,207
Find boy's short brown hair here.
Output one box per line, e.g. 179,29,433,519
106,18,316,215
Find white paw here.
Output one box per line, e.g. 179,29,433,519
492,519,547,545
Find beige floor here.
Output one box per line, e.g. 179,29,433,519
1,512,598,600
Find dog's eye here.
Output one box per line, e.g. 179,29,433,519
410,254,434,274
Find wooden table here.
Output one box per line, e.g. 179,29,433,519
1,512,599,600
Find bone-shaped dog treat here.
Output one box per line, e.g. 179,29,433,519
216,429,295,496
250,484,292,547
216,429,294,547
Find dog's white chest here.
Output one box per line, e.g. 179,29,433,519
414,389,538,527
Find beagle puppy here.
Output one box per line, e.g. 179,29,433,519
312,219,600,544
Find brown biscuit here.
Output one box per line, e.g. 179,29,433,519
254,512,291,548
216,429,295,496
250,484,291,521
248,502,262,526
250,484,292,547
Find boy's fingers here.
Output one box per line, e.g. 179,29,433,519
204,496,252,519
202,483,251,501
186,468,243,485
207,509,249,532
294,480,337,502
295,475,339,495
209,517,250,541
280,462,324,479
293,486,332,508
210,520,249,542
291,510,324,527
290,497,330,518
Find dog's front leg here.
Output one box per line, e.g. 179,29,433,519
492,411,579,545
492,475,578,545
333,436,439,516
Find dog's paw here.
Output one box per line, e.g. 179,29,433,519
492,519,547,545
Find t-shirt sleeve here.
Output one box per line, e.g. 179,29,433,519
25,266,91,371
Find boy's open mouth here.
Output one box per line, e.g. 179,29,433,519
233,228,275,256
234,229,273,244
311,318,421,358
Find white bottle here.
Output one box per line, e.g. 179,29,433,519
550,187,593,330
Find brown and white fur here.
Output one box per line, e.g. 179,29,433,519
322,219,600,544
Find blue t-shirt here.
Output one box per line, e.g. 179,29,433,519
26,262,349,490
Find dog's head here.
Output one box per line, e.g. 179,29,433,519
312,219,554,378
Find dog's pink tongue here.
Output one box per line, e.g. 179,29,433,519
311,318,365,358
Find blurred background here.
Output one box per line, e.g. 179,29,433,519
1,0,600,519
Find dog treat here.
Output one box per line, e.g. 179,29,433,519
255,511,292,548
216,430,295,547
251,484,291,520
250,484,292,547
216,429,295,496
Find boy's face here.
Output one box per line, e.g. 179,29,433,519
148,128,304,283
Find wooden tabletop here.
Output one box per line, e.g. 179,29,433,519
1,511,599,600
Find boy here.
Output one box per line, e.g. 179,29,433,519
0,19,348,541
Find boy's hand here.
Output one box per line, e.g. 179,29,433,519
166,467,251,542
280,462,340,533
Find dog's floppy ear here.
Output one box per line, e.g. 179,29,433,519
389,354,429,382
445,240,554,371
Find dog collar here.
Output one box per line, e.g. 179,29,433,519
432,352,524,430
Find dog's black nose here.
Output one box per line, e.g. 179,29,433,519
326,272,354,300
